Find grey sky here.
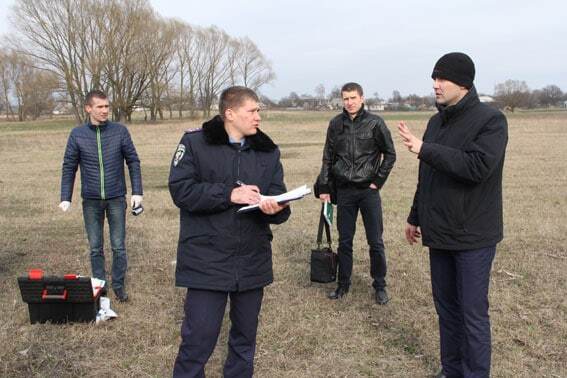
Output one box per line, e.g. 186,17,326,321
2,0,566,100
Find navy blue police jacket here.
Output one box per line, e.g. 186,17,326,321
61,121,143,201
169,115,291,291
408,87,508,250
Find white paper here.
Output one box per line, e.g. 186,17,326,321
96,296,117,323
91,277,106,297
237,184,311,213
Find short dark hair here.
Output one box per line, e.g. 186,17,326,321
341,82,364,96
219,86,259,119
85,90,107,106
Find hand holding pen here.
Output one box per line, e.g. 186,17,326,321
231,180,261,205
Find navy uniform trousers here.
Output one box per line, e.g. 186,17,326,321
173,288,264,378
430,246,496,378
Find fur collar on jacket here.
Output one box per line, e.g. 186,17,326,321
202,115,277,152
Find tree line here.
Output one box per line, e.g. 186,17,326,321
277,81,567,112
0,0,275,122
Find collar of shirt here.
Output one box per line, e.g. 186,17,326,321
229,136,245,146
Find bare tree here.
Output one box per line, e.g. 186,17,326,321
18,68,59,120
196,26,232,117
174,22,193,118
9,0,277,122
226,38,242,87
100,0,158,122
235,37,275,91
328,86,341,100
0,48,58,121
538,84,563,107
315,84,325,100
391,90,402,104
494,80,530,111
11,0,100,122
143,17,178,121
12,0,159,122
178,24,206,118
0,50,16,119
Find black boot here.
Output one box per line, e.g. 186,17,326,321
328,285,349,300
375,287,389,305
114,288,129,303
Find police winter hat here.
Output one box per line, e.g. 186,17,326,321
431,52,475,89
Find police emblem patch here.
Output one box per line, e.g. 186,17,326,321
173,144,186,167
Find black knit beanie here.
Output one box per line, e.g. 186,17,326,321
431,52,475,89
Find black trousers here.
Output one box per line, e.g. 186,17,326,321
430,246,496,378
336,187,386,290
173,288,264,378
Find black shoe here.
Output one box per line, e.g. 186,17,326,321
375,288,389,305
434,369,446,378
328,286,349,300
114,289,129,303
100,287,108,297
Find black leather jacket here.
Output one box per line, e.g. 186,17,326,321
318,106,396,192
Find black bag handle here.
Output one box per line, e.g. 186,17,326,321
316,203,332,249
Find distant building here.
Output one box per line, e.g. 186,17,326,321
479,95,495,103
132,106,149,112
367,101,385,112
52,102,73,115
329,97,342,109
298,96,327,110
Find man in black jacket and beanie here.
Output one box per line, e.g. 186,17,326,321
169,86,290,377
398,52,508,378
317,82,396,304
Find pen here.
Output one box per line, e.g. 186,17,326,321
235,180,260,193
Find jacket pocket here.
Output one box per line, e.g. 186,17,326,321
430,178,467,231
356,131,375,152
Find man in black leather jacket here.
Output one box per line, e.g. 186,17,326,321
317,82,396,304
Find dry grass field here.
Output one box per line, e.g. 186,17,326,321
0,110,566,377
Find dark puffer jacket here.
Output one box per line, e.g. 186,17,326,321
169,115,291,291
408,87,508,250
60,121,142,201
318,106,396,191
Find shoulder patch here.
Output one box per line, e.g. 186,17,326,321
173,144,186,167
184,127,202,134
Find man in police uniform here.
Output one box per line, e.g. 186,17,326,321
169,86,290,377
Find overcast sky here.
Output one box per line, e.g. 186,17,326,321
2,0,566,100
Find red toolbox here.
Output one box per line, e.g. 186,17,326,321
18,269,102,324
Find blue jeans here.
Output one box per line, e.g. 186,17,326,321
430,246,496,378
336,186,387,290
82,197,127,291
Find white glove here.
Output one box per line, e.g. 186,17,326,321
131,195,143,208
59,201,71,212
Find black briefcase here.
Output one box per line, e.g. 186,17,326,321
310,204,337,283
